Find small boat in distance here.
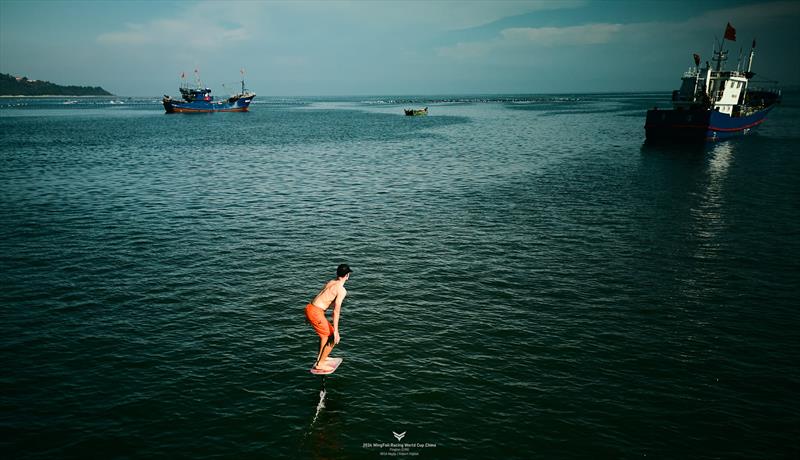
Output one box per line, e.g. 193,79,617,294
162,70,255,113
645,23,780,142
404,107,428,116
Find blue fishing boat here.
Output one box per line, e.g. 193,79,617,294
162,71,255,113
645,23,780,142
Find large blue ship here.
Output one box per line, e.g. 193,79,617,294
645,23,780,142
162,71,255,113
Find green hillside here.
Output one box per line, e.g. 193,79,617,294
0,73,113,96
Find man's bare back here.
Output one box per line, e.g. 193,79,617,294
311,279,347,311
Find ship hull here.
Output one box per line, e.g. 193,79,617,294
163,96,254,113
645,105,775,142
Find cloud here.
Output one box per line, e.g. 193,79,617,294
437,0,800,60
282,0,585,31
501,23,623,46
98,19,247,49
438,23,622,59
435,41,495,59
96,1,259,50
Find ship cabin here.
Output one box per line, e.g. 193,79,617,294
179,86,213,103
672,67,750,116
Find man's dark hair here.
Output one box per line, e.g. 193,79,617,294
337,264,353,278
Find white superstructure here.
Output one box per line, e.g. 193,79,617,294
671,41,757,116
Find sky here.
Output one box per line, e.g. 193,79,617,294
1,0,799,96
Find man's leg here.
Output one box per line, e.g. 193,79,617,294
314,335,335,369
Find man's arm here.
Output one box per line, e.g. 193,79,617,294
332,288,347,344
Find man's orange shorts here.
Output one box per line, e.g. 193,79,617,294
305,303,334,339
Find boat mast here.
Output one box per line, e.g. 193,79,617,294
194,68,202,89
710,23,735,106
736,47,743,72
714,39,726,72
692,53,701,103
743,39,756,96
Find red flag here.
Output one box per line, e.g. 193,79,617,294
724,22,736,41
693,53,701,66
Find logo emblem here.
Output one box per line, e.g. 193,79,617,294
393,431,406,441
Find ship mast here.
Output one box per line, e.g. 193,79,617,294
713,39,727,72
736,47,743,72
194,68,203,89
714,22,735,72
742,39,756,96
691,53,701,103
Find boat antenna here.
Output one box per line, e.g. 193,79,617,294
240,68,246,94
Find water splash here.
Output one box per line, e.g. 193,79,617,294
311,384,326,426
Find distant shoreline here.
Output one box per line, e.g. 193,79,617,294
0,95,119,98
1,73,113,97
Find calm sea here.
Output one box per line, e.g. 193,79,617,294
1,92,798,459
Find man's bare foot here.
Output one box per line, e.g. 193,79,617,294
314,363,334,371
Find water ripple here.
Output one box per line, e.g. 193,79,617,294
2,94,799,459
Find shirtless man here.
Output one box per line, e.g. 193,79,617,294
305,264,352,372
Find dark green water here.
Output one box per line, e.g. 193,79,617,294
1,93,798,459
